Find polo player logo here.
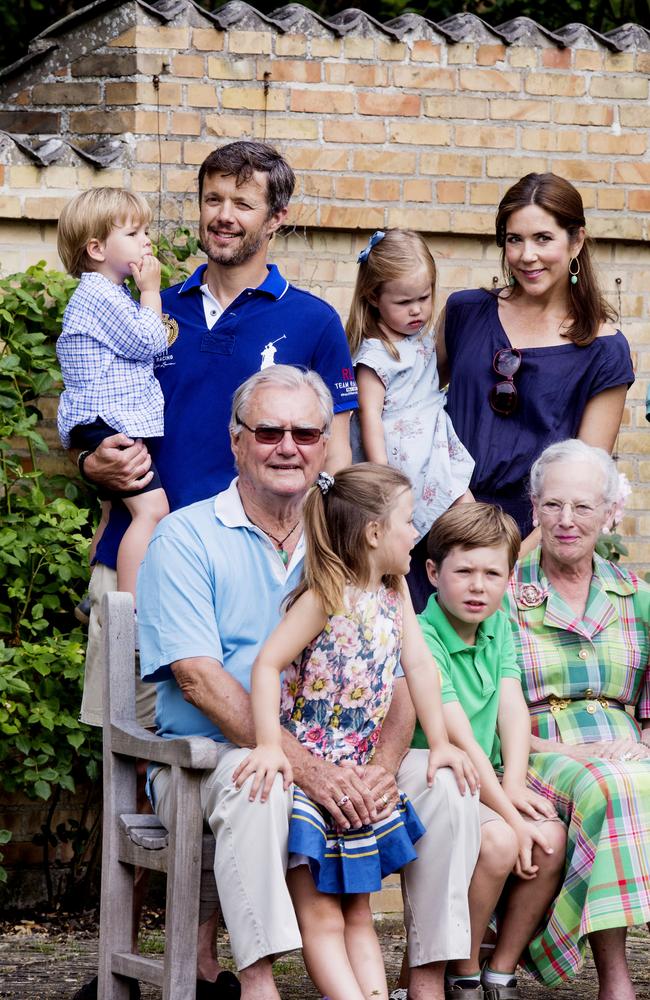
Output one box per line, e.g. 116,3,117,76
260,335,286,370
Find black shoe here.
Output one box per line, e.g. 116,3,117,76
72,974,140,1000
74,595,92,625
196,970,241,999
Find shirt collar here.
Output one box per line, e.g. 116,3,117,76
213,477,305,572
179,263,289,301
513,546,636,599
420,595,496,653
511,546,635,637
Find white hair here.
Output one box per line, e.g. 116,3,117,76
229,364,334,437
529,439,619,505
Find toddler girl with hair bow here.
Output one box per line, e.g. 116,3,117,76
347,229,475,608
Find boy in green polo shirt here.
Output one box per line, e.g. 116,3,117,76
415,503,566,1000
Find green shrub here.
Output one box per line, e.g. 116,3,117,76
0,261,101,899
0,232,199,902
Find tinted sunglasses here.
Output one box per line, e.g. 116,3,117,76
489,348,522,416
237,420,325,446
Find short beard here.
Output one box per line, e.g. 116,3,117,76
199,224,271,268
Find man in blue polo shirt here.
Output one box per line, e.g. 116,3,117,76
77,140,357,730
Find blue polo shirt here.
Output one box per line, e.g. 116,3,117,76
137,478,306,742
95,263,357,569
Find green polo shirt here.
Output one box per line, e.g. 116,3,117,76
413,595,521,767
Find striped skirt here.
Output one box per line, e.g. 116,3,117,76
521,751,650,986
288,786,425,895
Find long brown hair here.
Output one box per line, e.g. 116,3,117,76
346,229,437,361
290,463,412,615
495,173,616,346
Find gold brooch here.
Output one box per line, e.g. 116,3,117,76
163,314,179,347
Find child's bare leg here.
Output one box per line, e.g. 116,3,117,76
287,865,367,1000
119,488,169,601
342,893,388,1000
490,819,566,974
448,818,517,978
89,500,111,564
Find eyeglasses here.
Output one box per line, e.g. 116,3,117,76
237,420,325,446
539,500,606,520
489,348,522,416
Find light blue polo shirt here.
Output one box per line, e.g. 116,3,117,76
137,478,305,742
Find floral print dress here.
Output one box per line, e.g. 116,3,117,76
351,331,474,539
281,584,424,894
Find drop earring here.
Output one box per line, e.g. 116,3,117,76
569,257,580,285
507,271,516,287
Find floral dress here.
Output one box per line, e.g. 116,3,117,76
281,584,424,893
351,331,474,539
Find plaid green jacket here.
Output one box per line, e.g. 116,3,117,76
505,548,650,744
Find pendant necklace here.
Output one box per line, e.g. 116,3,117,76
250,518,301,566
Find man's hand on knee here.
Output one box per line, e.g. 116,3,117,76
294,755,377,830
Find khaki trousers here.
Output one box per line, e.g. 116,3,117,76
151,745,480,971
150,744,301,971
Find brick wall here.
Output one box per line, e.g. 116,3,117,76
0,1,648,570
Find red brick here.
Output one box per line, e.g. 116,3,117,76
393,66,455,90
542,49,572,69
436,181,465,203
257,60,320,84
357,92,420,117
334,176,366,200
369,179,400,201
477,45,506,66
291,90,354,114
628,190,650,211
352,150,416,174
323,120,386,144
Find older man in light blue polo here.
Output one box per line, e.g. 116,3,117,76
137,365,480,1000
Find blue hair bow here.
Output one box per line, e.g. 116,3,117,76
357,230,386,263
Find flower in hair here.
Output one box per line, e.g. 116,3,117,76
357,231,386,263
602,471,632,534
317,471,335,495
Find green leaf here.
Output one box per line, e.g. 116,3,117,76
34,779,51,799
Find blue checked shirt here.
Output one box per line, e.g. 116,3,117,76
56,271,168,448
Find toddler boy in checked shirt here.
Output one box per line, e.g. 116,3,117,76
56,188,169,612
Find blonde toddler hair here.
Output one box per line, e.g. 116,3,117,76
346,229,437,361
57,188,152,278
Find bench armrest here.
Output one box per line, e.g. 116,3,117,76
111,720,222,770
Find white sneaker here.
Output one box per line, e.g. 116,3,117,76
389,990,408,1000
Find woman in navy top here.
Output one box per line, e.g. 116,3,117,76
438,173,634,545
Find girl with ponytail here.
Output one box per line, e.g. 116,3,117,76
234,462,476,1000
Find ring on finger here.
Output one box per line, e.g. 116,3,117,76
381,792,389,807
621,751,634,761
338,794,350,807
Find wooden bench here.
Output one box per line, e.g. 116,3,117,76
98,591,220,1000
